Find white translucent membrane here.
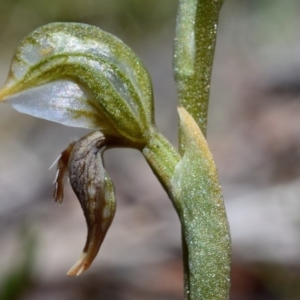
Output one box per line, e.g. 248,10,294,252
4,80,101,129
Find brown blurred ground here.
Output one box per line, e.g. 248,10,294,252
1,0,300,299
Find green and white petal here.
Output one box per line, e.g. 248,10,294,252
3,80,104,129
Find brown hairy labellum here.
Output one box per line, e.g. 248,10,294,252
53,131,116,276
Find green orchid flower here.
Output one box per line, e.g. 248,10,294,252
0,1,231,297
0,22,159,276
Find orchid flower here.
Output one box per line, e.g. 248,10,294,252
0,22,158,275
0,1,231,298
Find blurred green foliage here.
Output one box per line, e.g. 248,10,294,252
0,226,37,300
0,0,177,47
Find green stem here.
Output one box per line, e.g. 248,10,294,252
142,130,181,206
174,0,224,153
142,131,193,298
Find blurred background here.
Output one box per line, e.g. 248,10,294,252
1,0,300,299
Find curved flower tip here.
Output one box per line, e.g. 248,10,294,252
54,131,116,276
67,253,88,276
67,171,116,277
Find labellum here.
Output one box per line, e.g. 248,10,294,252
54,131,116,276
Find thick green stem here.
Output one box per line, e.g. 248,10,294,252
174,0,224,153
173,1,230,299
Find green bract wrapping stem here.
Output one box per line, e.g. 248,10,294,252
172,108,231,300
